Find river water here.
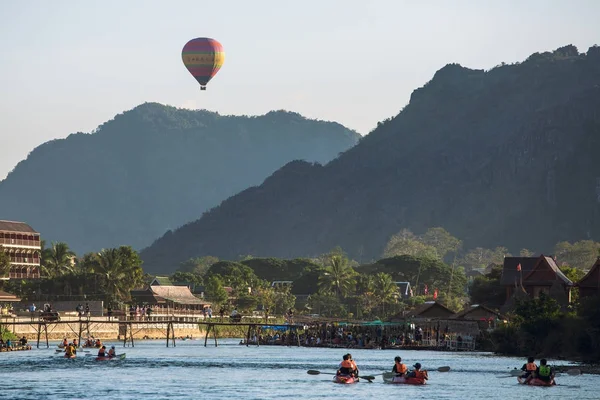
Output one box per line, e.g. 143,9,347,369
0,339,595,399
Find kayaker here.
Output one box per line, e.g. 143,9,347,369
95,338,102,348
407,363,428,380
520,356,537,382
73,338,78,348
535,359,555,384
97,345,107,357
337,354,355,376
347,353,359,378
65,343,76,357
61,338,68,348
108,346,116,358
392,356,408,376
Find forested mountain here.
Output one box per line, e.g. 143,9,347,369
0,103,359,253
141,45,600,273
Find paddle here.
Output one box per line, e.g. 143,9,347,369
307,370,336,375
306,370,375,382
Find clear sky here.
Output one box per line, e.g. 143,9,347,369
1,0,599,180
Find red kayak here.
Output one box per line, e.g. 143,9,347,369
334,374,358,384
384,375,426,385
517,377,555,386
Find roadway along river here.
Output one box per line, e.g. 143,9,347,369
0,339,595,399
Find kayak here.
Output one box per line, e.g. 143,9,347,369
383,373,426,385
517,377,555,386
333,374,358,384
95,353,126,361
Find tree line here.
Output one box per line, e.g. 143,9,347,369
1,241,144,307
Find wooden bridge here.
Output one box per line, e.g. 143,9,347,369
0,317,304,349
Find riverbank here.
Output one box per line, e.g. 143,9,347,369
0,316,255,341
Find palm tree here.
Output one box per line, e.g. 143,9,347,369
318,255,357,298
42,242,76,277
373,272,399,316
92,247,144,304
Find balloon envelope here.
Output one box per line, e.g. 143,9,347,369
181,38,225,88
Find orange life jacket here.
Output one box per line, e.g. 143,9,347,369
341,360,353,369
395,362,408,374
414,370,427,379
526,362,537,371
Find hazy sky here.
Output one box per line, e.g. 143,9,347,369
1,0,599,180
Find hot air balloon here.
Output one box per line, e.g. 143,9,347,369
181,37,225,90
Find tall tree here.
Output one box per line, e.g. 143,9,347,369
358,255,467,299
42,242,76,277
205,274,229,305
0,247,10,278
460,247,511,271
421,227,462,260
318,255,357,298
91,246,144,304
519,248,535,257
554,240,600,269
383,229,437,259
372,272,399,316
469,265,505,307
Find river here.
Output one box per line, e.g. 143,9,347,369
0,339,595,399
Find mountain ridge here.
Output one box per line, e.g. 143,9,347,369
140,44,600,273
0,103,360,254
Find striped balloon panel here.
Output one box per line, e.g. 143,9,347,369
181,38,225,86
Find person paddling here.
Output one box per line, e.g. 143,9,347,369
347,353,359,378
97,345,107,357
108,345,116,358
407,363,428,380
64,343,76,358
337,354,358,378
535,359,555,385
392,356,408,377
520,357,537,383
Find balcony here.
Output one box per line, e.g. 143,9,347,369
8,269,40,279
0,238,41,247
9,257,40,264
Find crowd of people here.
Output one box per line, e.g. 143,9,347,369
128,304,153,320
241,322,447,349
0,335,31,351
